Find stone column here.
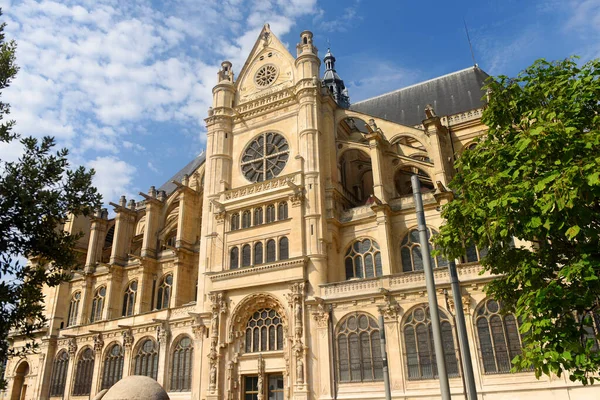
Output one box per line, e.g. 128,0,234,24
311,300,332,400
90,333,104,397
110,196,137,266
63,338,78,398
191,318,207,399
378,292,404,394
103,266,122,320
366,128,387,202
423,105,454,187
85,208,109,273
122,329,134,377
156,321,171,388
286,283,308,399
206,292,226,400
141,187,163,259
77,275,93,326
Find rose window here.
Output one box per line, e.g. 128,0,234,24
241,132,289,182
254,64,278,87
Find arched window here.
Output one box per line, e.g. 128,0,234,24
254,242,263,265
266,204,276,223
156,274,173,310
171,336,193,392
400,228,448,272
90,286,106,323
73,348,94,396
242,244,251,267
165,231,177,248
231,213,240,231
122,281,137,317
336,313,383,382
230,247,239,269
279,237,289,260
278,202,288,220
101,344,124,390
67,292,81,327
254,207,263,225
345,239,383,279
475,299,526,374
266,239,276,263
242,210,251,228
403,305,459,380
49,350,69,397
134,339,159,380
245,308,284,353
463,241,488,263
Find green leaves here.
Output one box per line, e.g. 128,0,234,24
436,56,600,384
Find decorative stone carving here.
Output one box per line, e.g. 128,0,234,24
208,292,227,394
312,298,329,329
215,211,226,223
93,333,104,353
156,321,170,345
122,329,134,349
67,337,77,356
289,192,304,207
257,354,265,400
378,289,401,321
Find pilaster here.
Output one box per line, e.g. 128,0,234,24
85,209,109,273
90,333,104,397
141,187,163,259
109,197,137,266
63,337,78,398
122,329,134,377
156,321,170,388
310,299,332,400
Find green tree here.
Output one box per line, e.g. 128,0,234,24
0,11,101,387
435,57,600,384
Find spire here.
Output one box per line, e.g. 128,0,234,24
322,47,350,108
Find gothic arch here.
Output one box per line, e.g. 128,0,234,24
228,293,289,343
389,133,432,154
335,144,371,163
101,341,122,359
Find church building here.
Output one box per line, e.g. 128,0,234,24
4,25,597,400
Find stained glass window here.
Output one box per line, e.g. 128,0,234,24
400,228,448,272
336,313,383,382
345,239,383,279
73,348,94,396
245,308,284,353
171,336,193,391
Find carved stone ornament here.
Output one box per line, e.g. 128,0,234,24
257,354,265,400
67,337,78,356
312,299,329,329
215,211,226,223
156,321,170,345
93,333,104,353
289,192,304,207
378,290,401,321
122,329,134,349
192,322,207,340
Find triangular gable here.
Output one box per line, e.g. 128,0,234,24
234,24,297,105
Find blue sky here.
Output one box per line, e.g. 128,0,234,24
0,0,598,208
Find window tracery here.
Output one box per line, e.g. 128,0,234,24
336,313,383,382
122,281,137,317
403,305,459,380
73,348,94,396
241,133,289,183
49,351,69,397
90,286,105,323
156,274,172,310
400,228,448,272
101,344,124,390
134,339,159,380
245,308,284,353
344,239,382,279
67,291,81,327
171,336,193,392
475,299,526,374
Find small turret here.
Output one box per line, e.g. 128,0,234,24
322,48,350,108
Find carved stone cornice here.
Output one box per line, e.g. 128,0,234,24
311,298,329,329
93,333,104,353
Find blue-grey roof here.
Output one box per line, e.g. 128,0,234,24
158,152,206,195
349,66,489,126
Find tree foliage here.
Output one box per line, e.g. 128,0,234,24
435,57,600,384
0,11,101,386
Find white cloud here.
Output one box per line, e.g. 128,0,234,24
147,161,159,174
87,155,136,203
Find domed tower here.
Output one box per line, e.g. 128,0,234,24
322,48,350,108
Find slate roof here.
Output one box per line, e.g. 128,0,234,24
158,152,206,195
349,66,489,127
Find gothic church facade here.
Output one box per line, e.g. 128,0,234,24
4,26,596,400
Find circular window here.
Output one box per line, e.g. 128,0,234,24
254,64,278,87
241,132,289,182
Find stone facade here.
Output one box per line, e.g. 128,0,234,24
3,25,597,400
